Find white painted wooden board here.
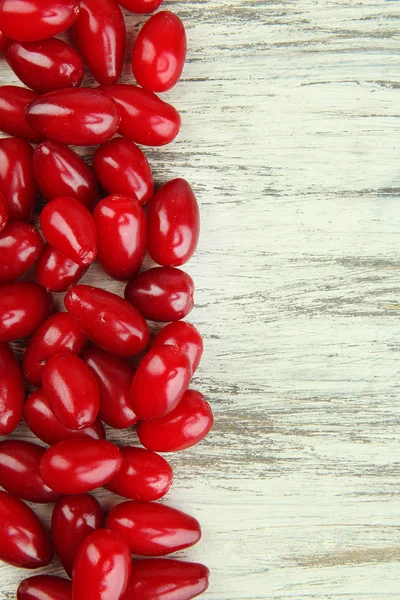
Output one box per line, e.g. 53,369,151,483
1,0,400,598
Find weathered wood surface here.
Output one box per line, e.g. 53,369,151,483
2,0,400,597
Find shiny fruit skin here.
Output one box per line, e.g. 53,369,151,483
0,342,24,435
107,501,201,556
0,491,53,568
0,30,7,51
52,494,104,576
17,576,72,600
40,196,97,266
26,88,120,146
105,447,173,502
0,190,7,231
72,529,131,600
122,559,210,600
132,11,186,93
35,245,88,293
23,312,88,386
0,440,60,503
0,221,43,284
65,285,149,358
5,38,84,94
34,141,99,209
83,346,137,429
0,86,43,142
151,321,203,374
40,439,122,494
117,0,163,13
100,84,180,147
93,194,146,281
0,0,80,42
147,179,199,267
24,388,105,446
42,353,100,430
93,138,154,205
0,136,37,220
125,267,194,322
130,345,192,421
0,282,52,342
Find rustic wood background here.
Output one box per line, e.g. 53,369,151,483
1,0,400,598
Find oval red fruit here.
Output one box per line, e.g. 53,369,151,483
0,190,7,232
0,282,52,342
0,343,24,435
17,576,72,600
0,221,43,284
52,494,104,576
151,321,203,374
0,136,37,220
117,0,163,13
0,86,43,142
35,244,88,293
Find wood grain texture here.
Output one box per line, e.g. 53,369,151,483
1,0,400,598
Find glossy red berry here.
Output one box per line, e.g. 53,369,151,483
0,342,24,435
0,440,60,503
0,190,7,232
0,221,43,284
130,345,192,421
151,321,203,374
107,501,201,556
24,388,105,446
27,88,120,146
0,86,43,142
0,0,80,42
0,30,7,51
125,267,194,322
17,576,72,600
65,285,149,357
93,194,146,281
24,312,87,386
147,179,200,267
5,38,84,93
42,353,100,430
40,196,97,266
0,491,53,568
0,282,52,342
40,439,122,494
34,141,99,209
35,244,88,293
73,529,131,600
52,494,104,576
117,0,163,13
100,84,180,147
93,138,154,205
132,11,187,92
0,136,37,220
83,346,137,429
105,447,173,502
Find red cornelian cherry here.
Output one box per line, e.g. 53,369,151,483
0,282,52,342
0,0,80,42
130,345,192,421
73,529,131,600
42,353,100,430
23,312,88,386
0,190,7,232
83,346,138,429
117,0,163,13
35,244,88,293
93,138,154,205
40,196,97,266
0,137,37,220
151,321,203,374
0,221,43,284
40,439,122,494
100,84,181,147
27,88,120,146
52,494,104,576
73,0,126,86
34,141,99,209
132,11,187,93
105,447,173,502
125,267,195,322
147,179,200,267
17,576,72,600
122,559,210,600
107,501,201,556
0,86,43,142
93,194,146,281
65,285,149,357
24,388,105,446
0,491,53,568
5,38,84,93
0,440,60,503
0,30,7,51
0,343,24,435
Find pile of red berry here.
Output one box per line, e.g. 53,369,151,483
0,1,213,599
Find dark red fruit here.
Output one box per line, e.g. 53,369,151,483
35,244,88,293
0,342,24,435
0,282,52,342
0,221,43,284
